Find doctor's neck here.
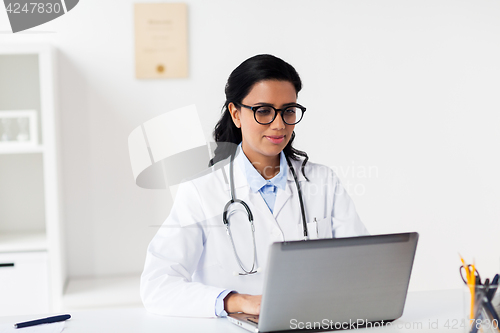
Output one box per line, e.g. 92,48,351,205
241,145,280,180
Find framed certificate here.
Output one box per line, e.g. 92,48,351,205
134,3,189,79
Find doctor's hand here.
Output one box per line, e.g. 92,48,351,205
224,293,262,315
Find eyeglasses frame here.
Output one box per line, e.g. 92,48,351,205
235,102,306,125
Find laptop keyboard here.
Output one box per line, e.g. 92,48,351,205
247,317,259,324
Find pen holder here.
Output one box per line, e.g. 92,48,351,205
463,284,500,333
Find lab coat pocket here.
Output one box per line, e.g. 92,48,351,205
305,217,333,240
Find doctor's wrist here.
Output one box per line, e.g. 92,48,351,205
224,292,261,315
224,292,240,313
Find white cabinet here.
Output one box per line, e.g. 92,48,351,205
0,252,49,316
0,44,65,315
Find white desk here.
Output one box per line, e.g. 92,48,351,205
0,290,466,332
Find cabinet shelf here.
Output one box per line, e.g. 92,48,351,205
0,231,47,253
0,145,44,155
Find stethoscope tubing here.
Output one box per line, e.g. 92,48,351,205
223,150,308,275
286,156,308,241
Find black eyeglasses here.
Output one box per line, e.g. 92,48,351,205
236,103,306,125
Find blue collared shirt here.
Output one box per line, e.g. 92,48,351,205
238,143,288,213
215,143,288,317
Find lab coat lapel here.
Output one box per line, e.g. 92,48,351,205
222,152,308,221
230,162,276,221
272,179,292,218
222,154,279,222
274,159,307,218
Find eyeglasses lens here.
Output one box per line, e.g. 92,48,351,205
255,106,274,124
283,107,302,124
254,106,303,125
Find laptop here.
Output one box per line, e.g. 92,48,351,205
227,232,419,332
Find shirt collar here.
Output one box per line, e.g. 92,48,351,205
236,142,288,193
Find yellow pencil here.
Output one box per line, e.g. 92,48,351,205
459,254,475,321
471,260,476,321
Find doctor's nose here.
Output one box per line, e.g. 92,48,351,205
270,112,286,130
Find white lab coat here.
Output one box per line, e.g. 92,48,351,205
140,151,369,318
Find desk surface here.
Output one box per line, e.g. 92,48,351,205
0,290,465,333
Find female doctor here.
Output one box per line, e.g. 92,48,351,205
140,54,369,318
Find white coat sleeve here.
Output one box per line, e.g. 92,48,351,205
140,180,226,318
330,170,370,237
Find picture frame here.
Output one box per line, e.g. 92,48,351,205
0,110,39,149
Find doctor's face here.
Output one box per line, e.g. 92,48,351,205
229,80,296,164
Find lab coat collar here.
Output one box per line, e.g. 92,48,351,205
286,157,308,183
229,148,307,189
221,149,307,219
218,148,308,220
220,149,307,191
217,150,251,202
237,143,288,193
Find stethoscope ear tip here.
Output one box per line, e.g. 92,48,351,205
233,271,239,276
257,267,263,273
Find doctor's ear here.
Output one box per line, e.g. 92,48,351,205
228,103,241,129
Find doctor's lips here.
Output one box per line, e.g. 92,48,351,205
265,135,285,144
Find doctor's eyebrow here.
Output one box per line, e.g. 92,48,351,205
251,102,300,107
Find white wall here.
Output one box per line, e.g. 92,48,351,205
1,0,499,291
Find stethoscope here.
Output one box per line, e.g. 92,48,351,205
222,150,308,275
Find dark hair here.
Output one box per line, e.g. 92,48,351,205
209,54,309,179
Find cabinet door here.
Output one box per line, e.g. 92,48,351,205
0,251,49,316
